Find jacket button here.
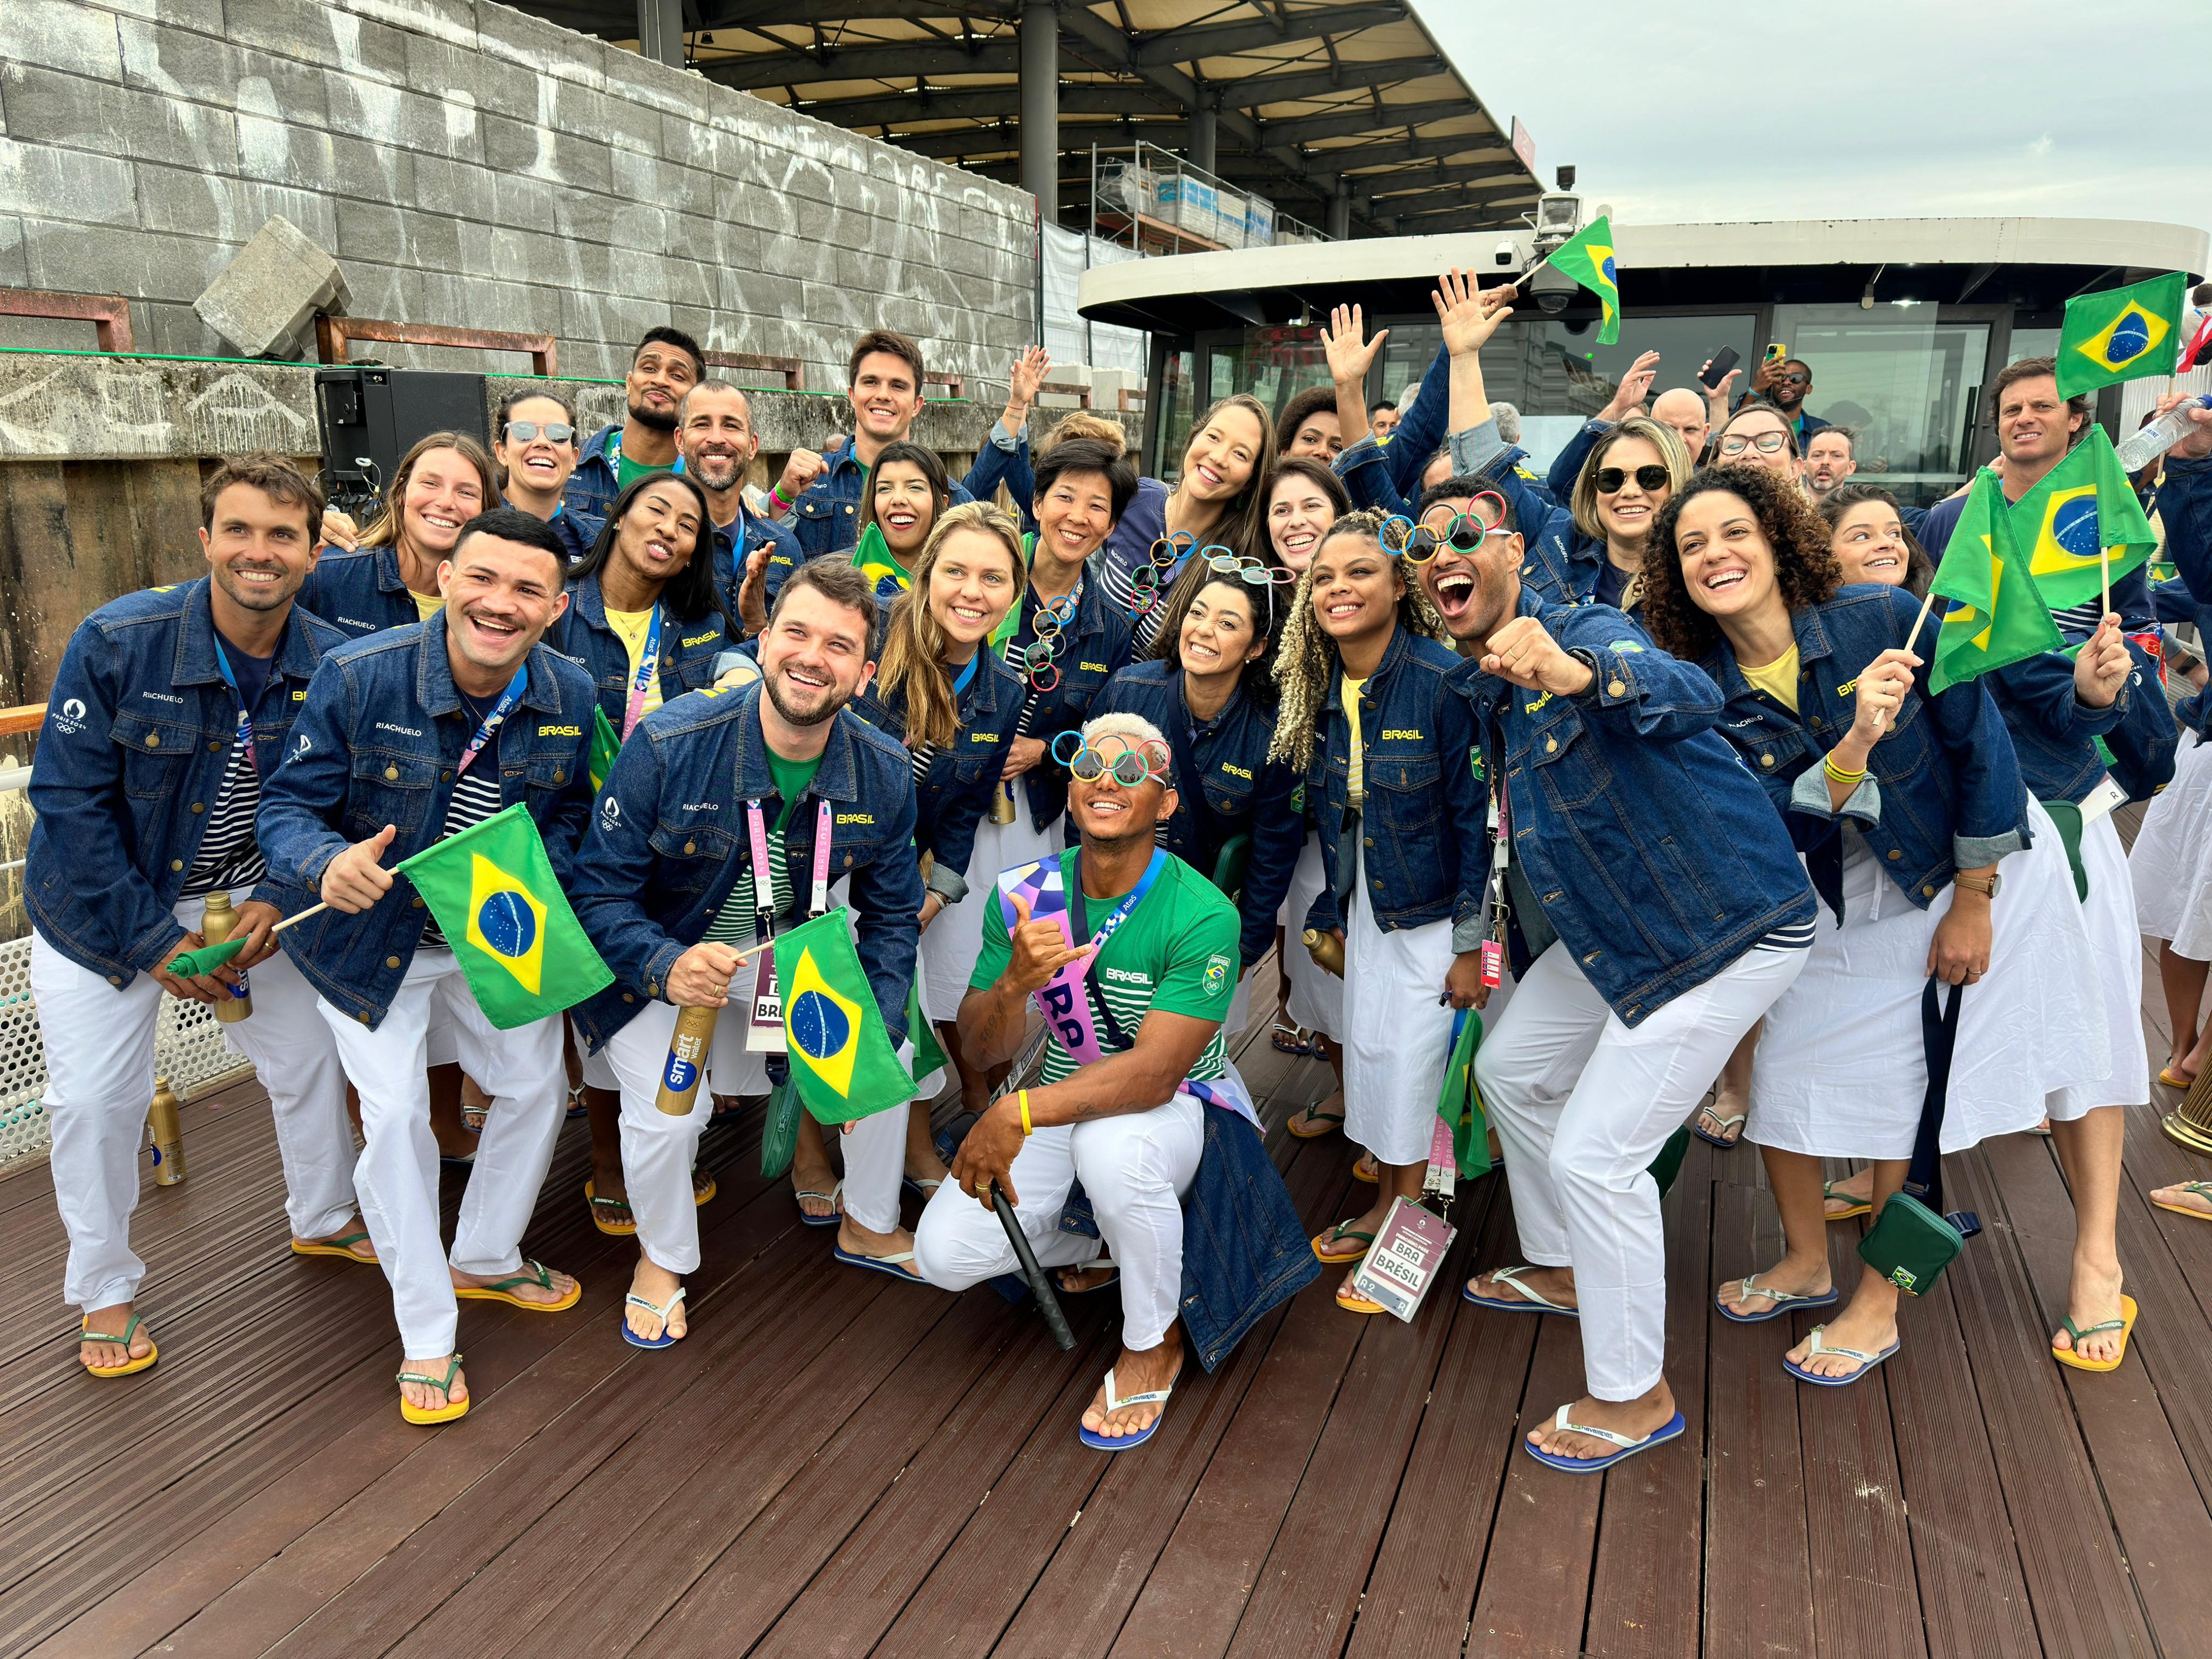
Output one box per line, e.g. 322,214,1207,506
385,955,401,969
1363,837,1374,847
170,859,184,871
107,975,122,986
190,801,205,813
684,840,696,854
413,895,425,907
1922,884,1936,898
384,765,400,781
357,1011,372,1024
1607,679,1625,697
552,768,565,784
622,992,635,1003
144,732,160,747
1886,849,1901,861
1545,737,1557,753
1759,752,1774,767
208,739,223,752
645,981,658,996
441,771,454,783
1372,878,1383,888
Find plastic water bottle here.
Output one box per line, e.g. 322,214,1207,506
2115,394,2212,473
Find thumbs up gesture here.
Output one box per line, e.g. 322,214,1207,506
323,823,400,913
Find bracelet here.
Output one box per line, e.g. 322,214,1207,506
765,487,793,515
1822,754,1867,787
1018,1089,1034,1136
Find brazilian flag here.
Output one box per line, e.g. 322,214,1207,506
853,523,911,597
1542,215,1620,345
2008,426,2157,611
397,803,612,1028
1930,470,2061,694
586,705,622,792
2056,273,2185,399
772,908,913,1124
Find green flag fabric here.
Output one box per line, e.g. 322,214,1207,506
772,907,913,1124
163,935,247,979
906,972,949,1083
2008,426,2157,611
395,802,613,1029
1928,470,2062,694
1542,215,1620,345
587,704,622,793
2056,273,2186,398
1434,1009,1491,1176
852,523,909,595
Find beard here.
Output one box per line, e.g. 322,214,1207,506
628,395,678,433
763,664,847,728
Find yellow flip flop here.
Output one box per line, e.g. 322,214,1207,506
1311,1220,1375,1266
80,1313,157,1378
291,1229,379,1264
585,1178,638,1237
397,1353,469,1424
2159,1066,2194,1090
455,1258,581,1313
1822,1178,1873,1222
1336,1281,1386,1315
2153,1179,2212,1223
2053,1294,2137,1373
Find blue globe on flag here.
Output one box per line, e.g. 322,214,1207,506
1601,255,1616,285
789,988,852,1061
475,889,537,960
2051,496,2100,559
2105,312,2151,367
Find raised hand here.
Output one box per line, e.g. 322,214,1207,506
1847,646,1919,745
2073,613,2132,709
1007,345,1051,410
322,823,398,913
1002,891,1092,995
1432,268,1514,358
1480,615,1593,696
776,448,828,504
1323,304,1390,388
737,545,770,638
1601,350,1661,422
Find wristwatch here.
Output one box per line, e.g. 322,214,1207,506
1952,872,2001,899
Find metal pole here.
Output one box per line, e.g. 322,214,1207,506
1020,1,1059,225
1188,98,1217,176
1327,185,1351,242
635,0,684,68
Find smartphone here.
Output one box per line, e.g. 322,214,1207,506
1698,346,1741,389
1764,342,1788,366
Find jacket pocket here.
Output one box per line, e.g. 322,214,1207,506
348,747,436,835
109,711,197,799
648,819,736,899
1528,712,1610,809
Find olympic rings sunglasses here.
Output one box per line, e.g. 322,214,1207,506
1206,550,1297,587
1378,493,1512,563
1010,594,1077,692
1128,533,1203,614
1051,730,1172,785
1594,463,1670,494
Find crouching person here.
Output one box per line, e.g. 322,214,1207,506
914,711,1317,1450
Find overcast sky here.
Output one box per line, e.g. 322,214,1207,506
1414,1,2212,233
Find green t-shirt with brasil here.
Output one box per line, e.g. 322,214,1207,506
970,849,1240,1088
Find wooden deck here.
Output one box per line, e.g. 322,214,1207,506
6,939,2212,1659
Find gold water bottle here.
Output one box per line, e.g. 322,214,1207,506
199,890,252,1023
147,1076,186,1186
656,1005,719,1116
1303,928,1345,977
989,779,1019,825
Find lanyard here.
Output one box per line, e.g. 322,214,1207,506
950,652,981,697
209,638,259,774
744,797,835,936
621,603,663,739
451,670,528,780
1068,847,1166,959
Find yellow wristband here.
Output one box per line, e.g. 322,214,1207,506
1018,1089,1033,1136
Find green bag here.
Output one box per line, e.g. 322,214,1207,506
1858,980,1982,1294
1646,1125,1691,1199
1434,1009,1491,1176
2040,798,2088,903
1209,832,1252,907
759,1073,801,1179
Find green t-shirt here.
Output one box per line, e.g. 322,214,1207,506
612,431,673,493
766,747,823,831
970,850,1240,1087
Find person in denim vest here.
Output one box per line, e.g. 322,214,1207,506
301,433,498,642
1642,467,2108,1386
28,454,362,1380
569,558,926,1338
1413,463,1815,1471
1266,511,1488,1307
257,509,598,1425
923,441,1138,1118
546,470,734,1235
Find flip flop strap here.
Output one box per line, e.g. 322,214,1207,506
1803,1326,1882,1364
1493,1266,1567,1311
2061,1314,2126,1338
1103,1367,1175,1412
82,1312,141,1344
1734,1273,1823,1307
480,1259,553,1293
854,1251,916,1265
2183,1181,2212,1196
1328,1221,1377,1245
625,1289,686,1320
1549,1404,1641,1450
397,1352,464,1388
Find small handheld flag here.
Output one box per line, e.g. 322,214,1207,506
1928,470,2062,694
852,523,911,596
587,705,622,793
1542,215,1620,345
163,936,248,979
396,803,613,1028
772,908,912,1124
2056,273,2186,399
907,973,949,1084
2008,426,2157,612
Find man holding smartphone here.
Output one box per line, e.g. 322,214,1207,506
1746,353,1830,444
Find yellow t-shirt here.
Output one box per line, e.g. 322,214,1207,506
1742,644,1800,712
605,606,665,723
409,589,443,622
1343,673,1368,808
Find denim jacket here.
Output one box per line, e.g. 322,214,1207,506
848,649,1025,903
1304,625,1489,945
1695,584,2028,922
1090,659,1303,967
1985,645,2132,805
565,680,923,1050
1454,591,1817,1025
954,420,1034,531
545,574,734,732
562,423,673,529
26,580,346,983
296,545,425,642
254,613,598,1026
1001,575,1134,832
785,434,976,563
718,503,804,613
2156,454,2212,734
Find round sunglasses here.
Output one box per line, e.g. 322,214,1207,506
1051,730,1172,785
1594,463,1670,494
1379,493,1512,563
503,420,577,444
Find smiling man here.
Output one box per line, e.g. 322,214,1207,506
28,454,365,1380
257,507,599,1426
564,328,706,526
674,379,802,619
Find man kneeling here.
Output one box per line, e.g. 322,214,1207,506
915,712,1245,1449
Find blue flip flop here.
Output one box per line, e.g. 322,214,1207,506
1715,1272,1841,1325
832,1246,930,1284
1463,1265,1580,1319
1077,1363,1179,1452
795,1179,842,1229
1783,1324,1899,1386
620,1287,685,1350
1523,1406,1686,1474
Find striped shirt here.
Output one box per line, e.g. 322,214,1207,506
1755,916,1818,952
702,823,795,948
419,766,503,949
2051,597,2105,636
179,733,265,898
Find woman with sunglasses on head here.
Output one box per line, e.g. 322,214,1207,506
492,389,596,563
919,441,1141,1120
1269,511,1488,1313
1640,466,2107,1385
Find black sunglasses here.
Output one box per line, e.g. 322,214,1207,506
1594,463,1669,493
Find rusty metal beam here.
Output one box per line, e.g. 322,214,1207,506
0,288,134,352
316,316,558,376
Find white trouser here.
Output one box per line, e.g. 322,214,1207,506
912,1088,1204,1351
1341,846,1460,1166
34,903,357,1314
1476,940,1808,1400
320,949,565,1359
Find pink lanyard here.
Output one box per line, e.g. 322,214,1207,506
621,603,662,739
744,797,835,935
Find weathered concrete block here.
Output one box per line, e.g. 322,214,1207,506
29,220,228,305
192,213,350,359
3,60,240,172
136,162,338,250
1,2,126,80
0,135,137,225
0,215,27,288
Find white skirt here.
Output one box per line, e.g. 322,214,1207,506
918,775,1061,1024
2049,810,2149,1120
1282,835,1344,1041
1340,846,1459,1166
1749,800,2108,1159
2131,730,2212,957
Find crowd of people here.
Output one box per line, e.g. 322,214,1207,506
28,267,2212,1471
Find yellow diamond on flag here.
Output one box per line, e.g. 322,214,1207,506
2073,300,2169,376
785,945,862,1097
464,852,547,997
2022,482,2103,591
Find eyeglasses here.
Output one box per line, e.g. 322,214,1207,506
1052,730,1172,785
1594,463,1670,494
1379,493,1512,563
503,421,576,444
1717,431,1791,456
1129,532,1196,613
1206,550,1297,586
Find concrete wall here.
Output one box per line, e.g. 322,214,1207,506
0,0,1040,390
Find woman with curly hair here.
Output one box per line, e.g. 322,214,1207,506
1643,465,2108,1385
1267,512,1488,1312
